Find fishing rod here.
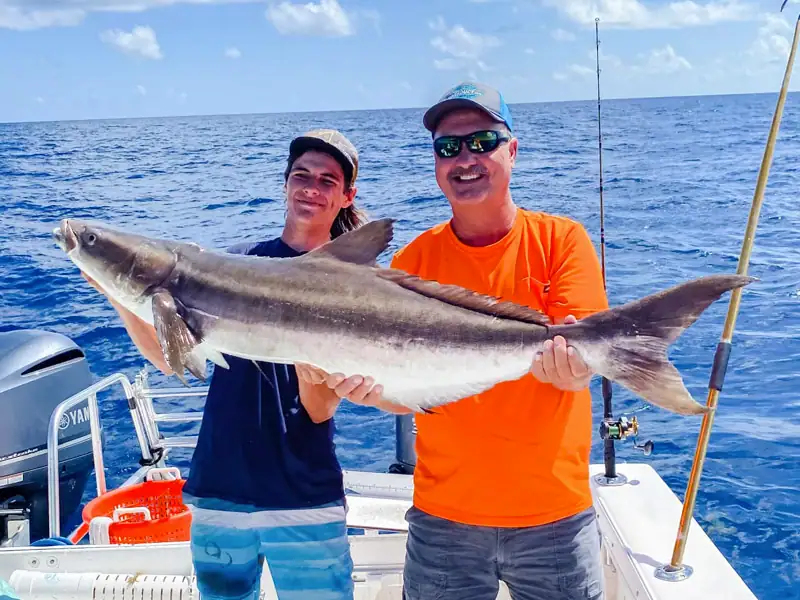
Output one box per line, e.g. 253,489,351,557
656,4,800,581
592,17,652,488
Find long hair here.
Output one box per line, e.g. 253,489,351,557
330,202,368,238
284,154,368,239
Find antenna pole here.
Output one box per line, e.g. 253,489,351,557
656,9,800,581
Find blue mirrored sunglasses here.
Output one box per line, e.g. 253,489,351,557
433,130,511,158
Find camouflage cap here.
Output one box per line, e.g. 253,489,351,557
288,128,359,187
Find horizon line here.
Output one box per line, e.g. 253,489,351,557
2,89,797,127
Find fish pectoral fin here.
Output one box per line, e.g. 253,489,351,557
303,218,394,266
376,268,551,326
151,289,203,385
199,346,230,370
184,345,230,380
185,347,209,382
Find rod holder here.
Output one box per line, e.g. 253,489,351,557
654,564,694,582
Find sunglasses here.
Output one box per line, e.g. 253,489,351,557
433,130,511,159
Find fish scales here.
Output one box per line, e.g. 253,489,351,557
170,250,540,347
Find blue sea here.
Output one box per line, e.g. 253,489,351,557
1,93,799,599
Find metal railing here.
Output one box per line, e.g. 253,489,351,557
44,363,417,543
46,372,154,537
132,368,208,452
44,363,216,537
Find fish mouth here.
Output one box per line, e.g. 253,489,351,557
53,220,78,253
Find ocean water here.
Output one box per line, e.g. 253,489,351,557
1,93,799,599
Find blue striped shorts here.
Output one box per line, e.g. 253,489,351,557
183,493,354,600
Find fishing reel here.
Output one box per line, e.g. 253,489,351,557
599,415,654,456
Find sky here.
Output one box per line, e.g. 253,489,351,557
1,0,800,122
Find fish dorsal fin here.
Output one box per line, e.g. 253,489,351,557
305,218,394,266
376,268,551,326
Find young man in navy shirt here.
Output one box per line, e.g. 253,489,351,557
82,129,371,600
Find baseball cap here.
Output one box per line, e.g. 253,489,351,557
288,128,359,187
423,81,513,134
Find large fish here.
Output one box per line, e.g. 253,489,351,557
52,218,753,416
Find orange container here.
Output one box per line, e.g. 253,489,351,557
81,468,192,545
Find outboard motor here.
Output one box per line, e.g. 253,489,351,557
0,329,95,543
389,414,417,474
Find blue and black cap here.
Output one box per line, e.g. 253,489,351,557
423,81,513,134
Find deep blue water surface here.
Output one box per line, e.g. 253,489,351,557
2,94,799,599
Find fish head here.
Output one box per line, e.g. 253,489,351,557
53,219,177,303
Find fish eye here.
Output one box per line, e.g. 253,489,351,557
84,232,97,246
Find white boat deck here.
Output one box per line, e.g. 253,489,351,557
0,367,760,599
1,463,758,600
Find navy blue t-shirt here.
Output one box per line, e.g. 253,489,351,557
182,237,345,510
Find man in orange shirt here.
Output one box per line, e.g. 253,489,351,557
316,81,608,599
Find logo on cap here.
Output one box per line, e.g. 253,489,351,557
308,129,339,143
442,83,483,101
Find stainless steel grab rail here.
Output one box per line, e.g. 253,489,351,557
46,372,152,538
131,368,206,452
46,366,210,538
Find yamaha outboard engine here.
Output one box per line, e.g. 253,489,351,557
389,414,417,474
0,329,95,543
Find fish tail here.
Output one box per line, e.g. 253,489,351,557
552,274,755,416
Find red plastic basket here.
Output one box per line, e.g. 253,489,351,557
81,467,192,545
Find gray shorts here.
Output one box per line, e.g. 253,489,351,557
402,505,604,600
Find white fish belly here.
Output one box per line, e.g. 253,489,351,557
206,321,538,411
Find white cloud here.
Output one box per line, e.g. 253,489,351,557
555,43,690,79
587,48,623,67
266,0,353,36
0,0,262,30
706,12,797,80
429,16,501,72
101,25,163,59
545,0,753,29
552,28,576,41
553,63,595,80
431,26,500,59
0,6,83,30
136,84,147,95
645,44,692,72
430,21,500,59
224,46,242,58
748,14,792,63
570,63,595,76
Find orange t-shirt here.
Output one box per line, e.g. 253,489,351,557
389,207,609,528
